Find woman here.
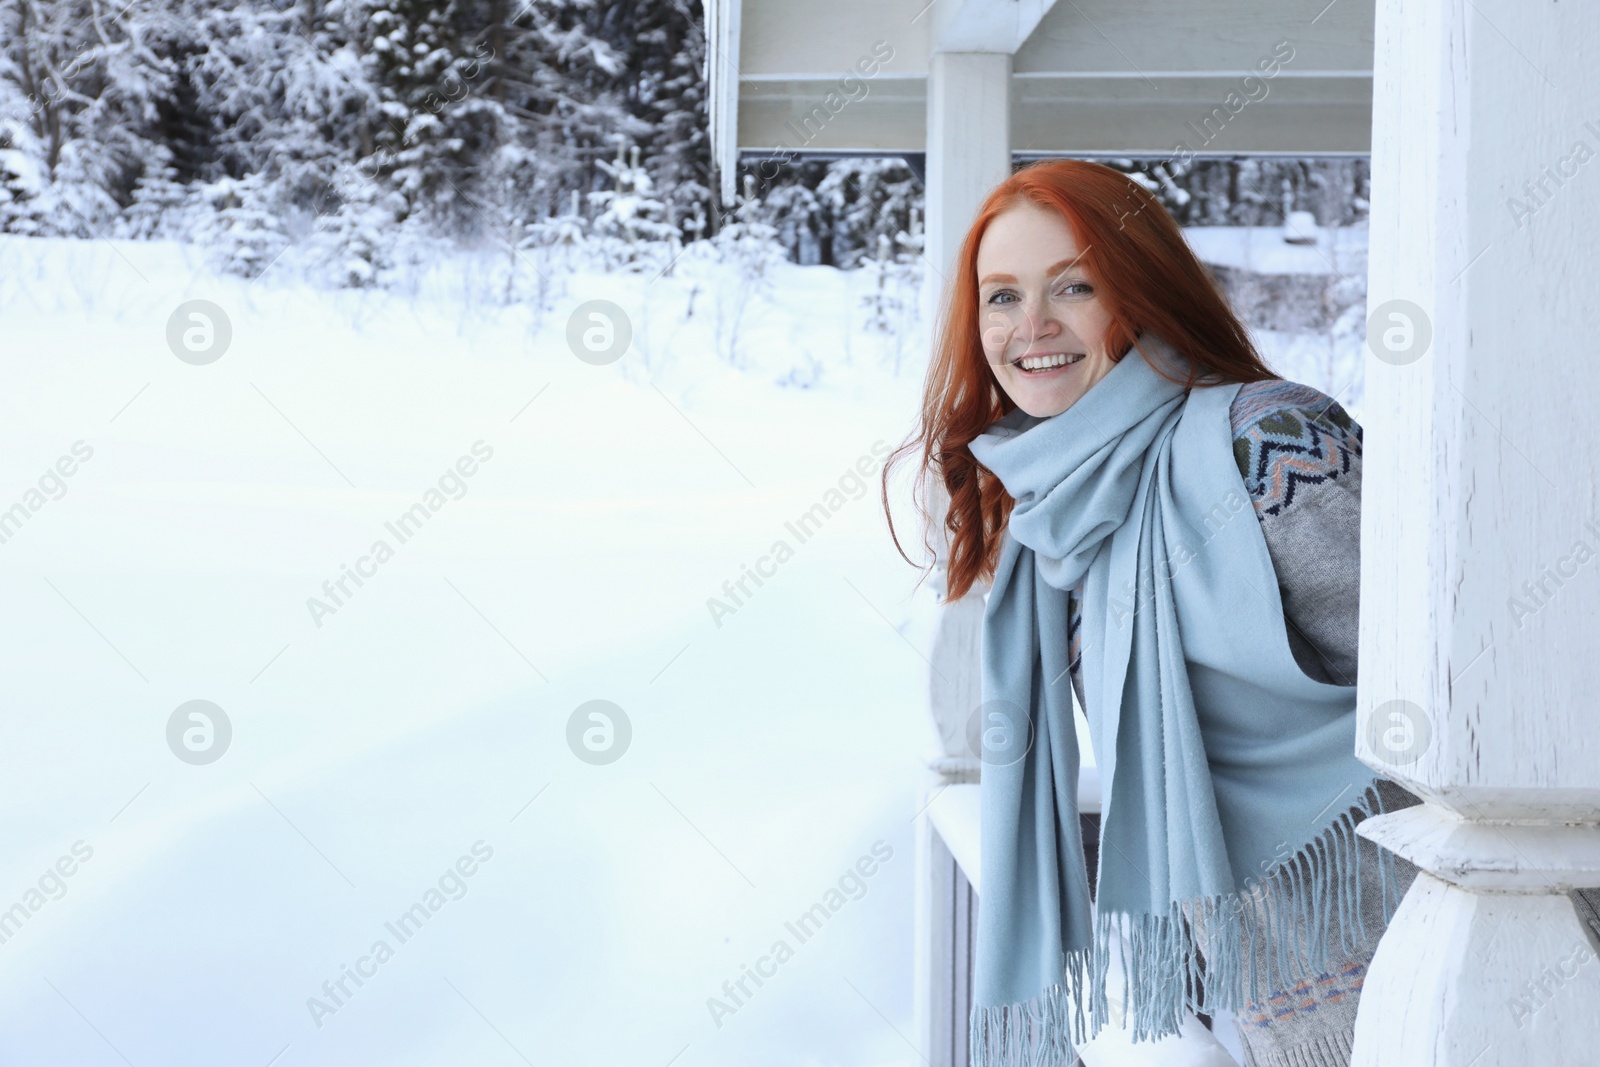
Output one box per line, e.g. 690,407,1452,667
880,159,1422,1067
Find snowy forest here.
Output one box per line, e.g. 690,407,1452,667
0,0,1371,289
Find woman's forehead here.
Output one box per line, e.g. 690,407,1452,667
977,203,1081,280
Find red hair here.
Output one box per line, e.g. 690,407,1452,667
881,159,1279,601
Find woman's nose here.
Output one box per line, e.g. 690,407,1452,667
1017,299,1062,342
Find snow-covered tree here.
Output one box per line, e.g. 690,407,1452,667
0,0,177,232
710,171,785,366
815,157,919,269
859,203,924,371
1100,157,1371,227
305,162,407,287
0,118,58,234
587,142,678,272
507,187,585,321
189,171,291,277
761,181,824,265
360,0,488,221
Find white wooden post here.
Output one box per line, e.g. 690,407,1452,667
912,46,1010,1067
1353,2,1600,1063
919,51,1013,345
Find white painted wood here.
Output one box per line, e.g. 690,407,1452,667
915,38,1008,811
913,778,942,1065
1354,0,1600,1061
928,0,1060,55
926,775,1104,900
914,45,1007,1036
704,0,741,204
731,0,1374,78
733,72,1374,156
716,0,1377,172
1359,804,1600,893
926,592,984,774
922,50,1011,341
916,794,981,1067
1358,0,1600,828
927,783,984,894
1011,73,1372,155
1011,0,1373,74
1354,872,1600,1064
736,76,926,155
713,0,1385,179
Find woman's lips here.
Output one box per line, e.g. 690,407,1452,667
1012,353,1086,376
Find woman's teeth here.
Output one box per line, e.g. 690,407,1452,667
1016,352,1085,373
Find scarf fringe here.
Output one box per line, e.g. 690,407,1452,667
970,779,1400,1062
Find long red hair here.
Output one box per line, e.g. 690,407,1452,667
881,159,1280,601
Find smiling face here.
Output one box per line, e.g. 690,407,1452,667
975,199,1121,418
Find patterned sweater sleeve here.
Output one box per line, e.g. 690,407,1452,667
1229,379,1364,687
1064,378,1364,710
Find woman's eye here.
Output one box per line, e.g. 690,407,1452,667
984,283,1091,305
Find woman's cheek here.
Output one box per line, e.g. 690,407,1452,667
981,318,1013,359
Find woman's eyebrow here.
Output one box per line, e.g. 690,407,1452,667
978,257,1086,287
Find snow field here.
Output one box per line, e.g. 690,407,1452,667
0,233,937,1067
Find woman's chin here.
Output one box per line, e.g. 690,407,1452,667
1014,387,1082,419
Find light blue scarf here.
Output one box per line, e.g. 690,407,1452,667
965,331,1398,1059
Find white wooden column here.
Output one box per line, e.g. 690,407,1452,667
1353,2,1600,1063
920,51,1012,336
912,46,1009,1067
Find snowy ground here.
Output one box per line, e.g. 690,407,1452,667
0,230,1359,1067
